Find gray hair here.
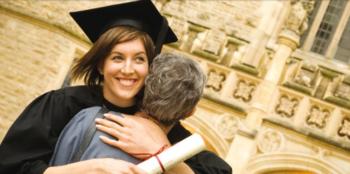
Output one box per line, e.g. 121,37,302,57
141,53,206,126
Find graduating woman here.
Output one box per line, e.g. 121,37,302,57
0,1,232,174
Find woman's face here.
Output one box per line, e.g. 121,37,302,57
101,38,149,107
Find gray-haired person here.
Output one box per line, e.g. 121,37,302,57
50,52,206,173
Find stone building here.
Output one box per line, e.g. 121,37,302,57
1,0,350,173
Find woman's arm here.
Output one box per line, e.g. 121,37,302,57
0,86,104,174
44,158,146,174
96,114,171,159
96,114,196,174
0,92,69,174
96,115,232,174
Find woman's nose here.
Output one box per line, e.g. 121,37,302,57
121,60,135,74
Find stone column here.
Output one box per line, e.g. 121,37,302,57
265,30,298,83
257,0,311,111
242,1,282,68
225,130,257,174
265,0,315,83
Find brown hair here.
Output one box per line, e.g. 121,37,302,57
71,26,155,87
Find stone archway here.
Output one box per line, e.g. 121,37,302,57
263,171,315,174
244,153,344,174
181,115,230,158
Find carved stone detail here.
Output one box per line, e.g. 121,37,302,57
161,1,261,40
300,0,316,14
201,29,226,56
338,117,350,140
215,114,239,140
278,0,315,49
275,95,299,118
206,70,226,92
257,129,285,153
306,105,330,129
233,80,256,102
293,65,317,88
168,17,188,43
285,0,314,35
334,83,350,101
182,29,200,52
219,42,238,66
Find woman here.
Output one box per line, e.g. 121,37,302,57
0,1,232,174
50,53,207,174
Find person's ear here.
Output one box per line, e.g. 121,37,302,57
98,67,103,75
98,63,104,75
184,108,196,118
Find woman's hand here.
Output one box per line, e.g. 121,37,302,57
44,158,146,174
95,113,171,159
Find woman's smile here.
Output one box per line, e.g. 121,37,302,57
117,77,138,87
102,38,149,107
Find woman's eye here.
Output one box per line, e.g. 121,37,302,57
135,57,146,63
112,56,123,61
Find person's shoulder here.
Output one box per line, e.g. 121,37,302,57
71,106,103,122
42,85,102,106
53,85,93,94
53,85,100,99
79,106,103,114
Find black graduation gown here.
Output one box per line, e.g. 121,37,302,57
0,85,232,174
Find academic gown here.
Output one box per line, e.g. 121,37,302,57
0,85,232,174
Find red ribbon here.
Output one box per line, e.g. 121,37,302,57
154,155,165,173
131,144,169,160
131,144,169,172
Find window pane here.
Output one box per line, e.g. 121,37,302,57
311,0,346,55
334,17,350,64
300,0,321,46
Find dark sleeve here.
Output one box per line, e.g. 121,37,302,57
0,90,78,174
168,123,232,174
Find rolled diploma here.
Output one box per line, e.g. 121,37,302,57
137,133,206,174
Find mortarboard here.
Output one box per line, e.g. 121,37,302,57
70,0,178,53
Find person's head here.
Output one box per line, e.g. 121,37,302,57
71,26,155,106
69,0,178,106
141,53,206,126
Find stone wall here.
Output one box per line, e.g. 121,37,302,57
0,8,78,140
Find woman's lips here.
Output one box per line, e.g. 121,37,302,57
117,78,137,87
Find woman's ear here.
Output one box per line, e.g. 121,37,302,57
98,63,104,75
98,68,103,75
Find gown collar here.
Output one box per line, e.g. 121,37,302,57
101,96,138,115
95,85,138,114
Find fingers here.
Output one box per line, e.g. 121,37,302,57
99,135,124,148
95,117,125,133
96,124,126,140
104,113,132,127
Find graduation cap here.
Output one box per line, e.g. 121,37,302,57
70,0,178,53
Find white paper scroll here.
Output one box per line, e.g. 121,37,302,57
137,133,206,174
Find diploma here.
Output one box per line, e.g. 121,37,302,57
137,133,206,174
